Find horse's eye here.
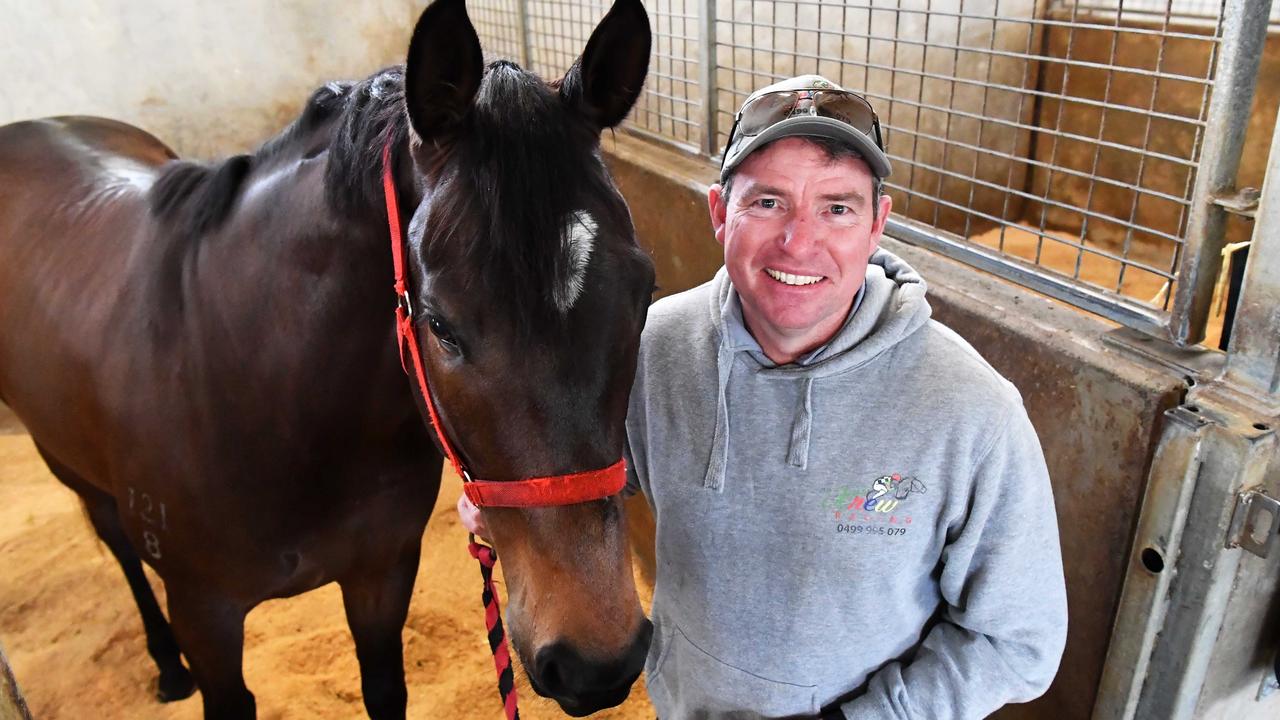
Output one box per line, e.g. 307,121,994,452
427,316,460,353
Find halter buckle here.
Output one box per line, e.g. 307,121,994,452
397,291,413,320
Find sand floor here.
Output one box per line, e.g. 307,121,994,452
0,405,655,720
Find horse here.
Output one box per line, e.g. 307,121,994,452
0,0,655,717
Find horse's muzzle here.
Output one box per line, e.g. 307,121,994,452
530,618,653,716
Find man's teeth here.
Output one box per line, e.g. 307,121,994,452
765,268,823,286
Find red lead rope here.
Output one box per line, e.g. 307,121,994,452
380,139,626,720
469,540,521,720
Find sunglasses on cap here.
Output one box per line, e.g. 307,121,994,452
725,89,885,154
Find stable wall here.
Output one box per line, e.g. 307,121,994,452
604,131,1198,720
0,0,421,159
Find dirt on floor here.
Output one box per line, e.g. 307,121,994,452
0,406,655,720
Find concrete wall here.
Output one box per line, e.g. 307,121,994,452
0,0,422,159
604,131,1196,720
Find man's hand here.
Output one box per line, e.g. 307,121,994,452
456,491,490,541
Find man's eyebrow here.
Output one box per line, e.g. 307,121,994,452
819,190,868,204
739,183,789,198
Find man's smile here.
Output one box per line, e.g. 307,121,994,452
764,267,826,286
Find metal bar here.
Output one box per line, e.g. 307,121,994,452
699,0,716,156
1092,406,1210,720
716,20,1218,85
1004,0,1053,254
961,0,999,241
1117,0,1179,299
1067,0,1280,24
887,150,1188,247
712,63,1207,137
1168,0,1272,345
1074,0,1125,288
517,0,532,70
888,122,1193,208
886,180,1179,280
885,216,1171,333
932,0,962,231
718,62,1208,168
1223,101,1280,398
1132,406,1277,720
779,4,1224,42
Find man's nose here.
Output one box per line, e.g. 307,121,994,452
782,213,817,249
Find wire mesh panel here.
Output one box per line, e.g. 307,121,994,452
470,0,705,149
632,0,703,148
712,0,1240,326
467,0,1277,342
470,0,524,64
1070,0,1280,26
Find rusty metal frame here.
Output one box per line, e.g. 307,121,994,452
1094,391,1278,719
1092,405,1211,720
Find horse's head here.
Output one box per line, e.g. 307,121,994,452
394,0,654,713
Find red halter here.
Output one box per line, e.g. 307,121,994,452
381,139,626,720
380,140,627,507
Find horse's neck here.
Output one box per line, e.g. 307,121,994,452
160,152,396,372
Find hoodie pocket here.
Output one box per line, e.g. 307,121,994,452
648,621,817,719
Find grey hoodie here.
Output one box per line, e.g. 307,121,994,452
625,249,1067,719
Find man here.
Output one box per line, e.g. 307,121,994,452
462,74,1067,719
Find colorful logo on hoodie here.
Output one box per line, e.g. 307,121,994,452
825,474,926,536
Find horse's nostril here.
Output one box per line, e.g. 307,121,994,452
534,643,572,697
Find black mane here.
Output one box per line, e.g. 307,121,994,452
147,73,406,236
145,62,620,333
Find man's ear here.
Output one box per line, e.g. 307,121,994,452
868,192,892,254
708,183,729,247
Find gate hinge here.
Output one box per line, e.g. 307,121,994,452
1227,489,1280,558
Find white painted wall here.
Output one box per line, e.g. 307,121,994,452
0,0,425,158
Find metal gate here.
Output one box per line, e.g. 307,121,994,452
470,0,1277,349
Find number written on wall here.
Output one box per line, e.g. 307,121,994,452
127,487,168,559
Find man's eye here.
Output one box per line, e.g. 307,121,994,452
758,198,778,209
831,204,848,215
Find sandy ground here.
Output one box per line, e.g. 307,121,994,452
0,405,655,720
968,223,1227,345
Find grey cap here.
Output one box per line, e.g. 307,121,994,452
720,74,892,182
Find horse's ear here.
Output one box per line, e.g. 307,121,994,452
404,0,484,140
561,0,651,129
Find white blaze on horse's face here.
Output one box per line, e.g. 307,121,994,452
554,211,598,312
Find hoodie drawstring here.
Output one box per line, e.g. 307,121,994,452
702,342,735,490
786,377,814,468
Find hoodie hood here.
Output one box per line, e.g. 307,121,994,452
701,248,932,489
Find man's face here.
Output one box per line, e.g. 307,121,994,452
709,137,892,361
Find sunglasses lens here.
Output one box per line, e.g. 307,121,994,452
738,91,798,137
734,90,880,149
813,92,876,137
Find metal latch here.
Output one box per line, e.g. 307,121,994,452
1211,187,1260,219
1227,489,1280,558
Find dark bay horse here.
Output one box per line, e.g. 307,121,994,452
0,0,655,717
